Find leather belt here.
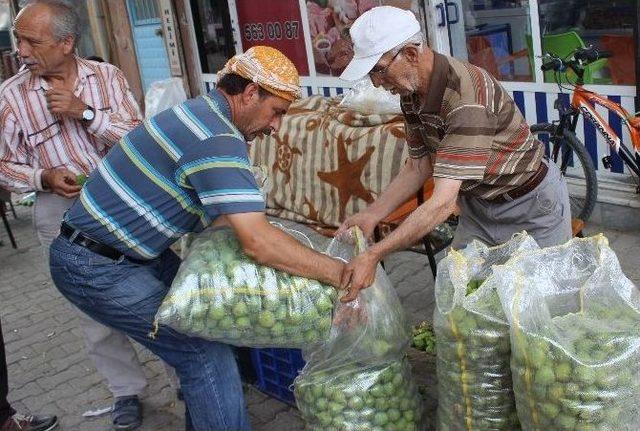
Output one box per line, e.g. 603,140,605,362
60,222,149,264
492,160,548,203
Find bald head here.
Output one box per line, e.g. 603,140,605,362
17,0,80,46
13,0,80,76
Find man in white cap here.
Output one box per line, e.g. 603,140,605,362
337,6,571,300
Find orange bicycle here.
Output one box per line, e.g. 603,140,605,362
530,46,640,221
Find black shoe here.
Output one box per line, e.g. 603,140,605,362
0,413,58,431
112,396,142,431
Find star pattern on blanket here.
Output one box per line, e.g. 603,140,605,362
272,133,302,184
317,134,375,221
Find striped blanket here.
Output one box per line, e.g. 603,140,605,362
250,96,409,229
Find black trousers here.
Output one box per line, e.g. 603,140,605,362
0,318,15,424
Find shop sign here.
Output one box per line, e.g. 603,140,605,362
235,0,309,75
159,0,183,76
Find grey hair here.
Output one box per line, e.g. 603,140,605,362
388,32,426,56
24,0,81,45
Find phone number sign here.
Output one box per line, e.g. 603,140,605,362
235,0,309,75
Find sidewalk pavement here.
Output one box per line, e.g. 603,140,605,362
1,204,638,430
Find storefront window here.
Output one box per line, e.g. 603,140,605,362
538,0,636,85
450,0,534,82
190,0,235,74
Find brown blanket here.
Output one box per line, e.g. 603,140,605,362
250,95,409,230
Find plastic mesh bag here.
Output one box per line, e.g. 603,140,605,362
434,232,539,431
154,226,338,348
294,228,422,431
495,235,640,431
338,78,402,115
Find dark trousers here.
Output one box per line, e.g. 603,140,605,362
0,319,16,424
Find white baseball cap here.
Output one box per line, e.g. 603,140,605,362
340,6,422,81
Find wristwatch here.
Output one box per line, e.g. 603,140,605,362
82,105,95,123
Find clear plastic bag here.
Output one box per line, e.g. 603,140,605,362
144,77,187,118
434,232,539,431
338,78,402,115
17,192,35,207
294,228,422,431
295,357,421,431
154,226,338,348
495,235,640,431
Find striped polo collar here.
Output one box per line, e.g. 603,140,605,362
207,88,233,122
421,52,449,113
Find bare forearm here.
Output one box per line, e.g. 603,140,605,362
249,225,344,287
368,156,432,219
369,195,456,261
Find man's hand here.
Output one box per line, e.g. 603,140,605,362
335,210,380,239
45,89,87,119
339,249,379,302
42,168,82,198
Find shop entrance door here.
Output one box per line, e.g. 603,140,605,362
127,0,171,92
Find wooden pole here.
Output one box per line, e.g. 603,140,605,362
173,0,203,97
100,0,145,110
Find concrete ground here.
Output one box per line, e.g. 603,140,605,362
1,203,638,430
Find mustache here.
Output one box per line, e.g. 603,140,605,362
245,127,274,142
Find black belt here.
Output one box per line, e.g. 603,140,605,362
492,160,548,203
60,222,149,264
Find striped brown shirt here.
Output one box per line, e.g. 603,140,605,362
401,52,543,200
0,57,142,192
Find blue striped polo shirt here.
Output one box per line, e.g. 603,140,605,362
64,89,265,260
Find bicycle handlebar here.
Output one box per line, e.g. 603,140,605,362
574,47,611,62
540,57,562,72
540,46,611,76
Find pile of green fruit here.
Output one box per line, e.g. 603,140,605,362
17,192,35,207
155,227,337,348
435,279,520,430
412,321,436,355
295,358,422,431
511,304,640,431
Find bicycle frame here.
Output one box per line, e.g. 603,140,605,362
567,87,640,178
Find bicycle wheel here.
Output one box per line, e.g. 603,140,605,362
530,123,598,221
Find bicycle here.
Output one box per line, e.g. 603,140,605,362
529,46,640,221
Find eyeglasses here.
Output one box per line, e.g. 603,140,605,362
369,49,403,79
369,50,402,79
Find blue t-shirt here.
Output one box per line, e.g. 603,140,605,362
64,90,265,259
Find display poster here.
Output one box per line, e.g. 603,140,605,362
236,0,310,76
305,0,417,76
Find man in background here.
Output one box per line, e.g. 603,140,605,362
0,1,147,429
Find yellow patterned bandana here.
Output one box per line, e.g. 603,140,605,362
218,46,302,101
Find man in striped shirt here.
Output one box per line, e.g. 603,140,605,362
0,2,148,429
337,6,571,299
48,46,346,430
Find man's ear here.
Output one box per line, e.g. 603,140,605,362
241,83,261,105
61,36,75,56
403,44,421,65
